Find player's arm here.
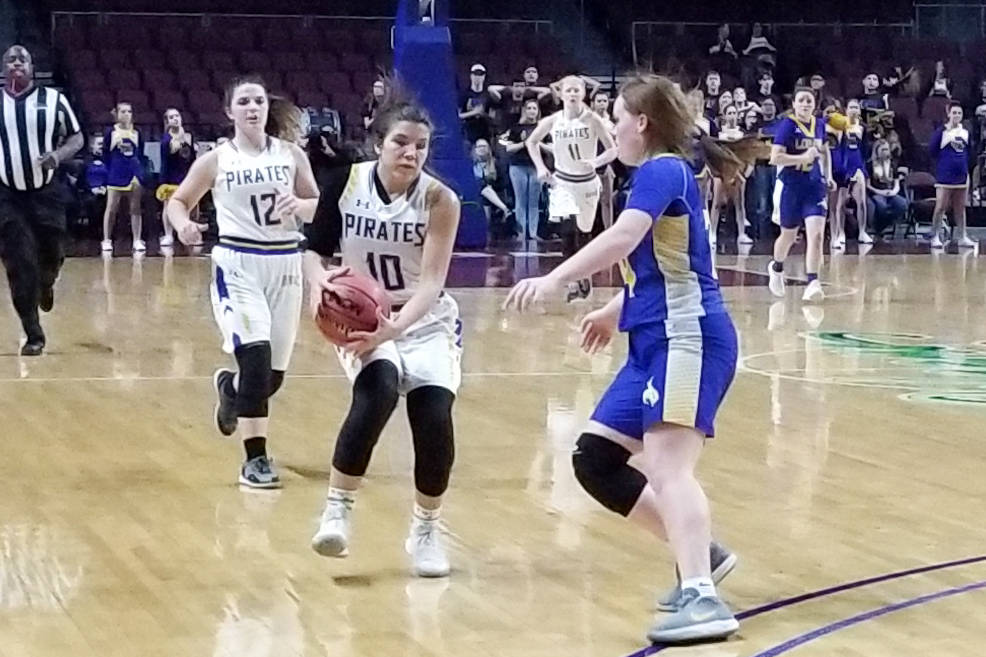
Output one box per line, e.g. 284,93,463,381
167,150,218,244
769,144,814,168
588,113,617,168
389,184,460,334
285,142,320,223
822,139,835,187
525,114,556,179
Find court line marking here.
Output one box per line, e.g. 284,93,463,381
714,262,859,299
0,371,617,384
748,579,986,657
623,553,986,657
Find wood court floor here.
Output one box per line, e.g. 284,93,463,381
1,250,986,657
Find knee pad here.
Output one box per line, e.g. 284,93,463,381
234,342,272,418
407,386,455,497
572,433,647,517
268,369,285,397
332,360,400,477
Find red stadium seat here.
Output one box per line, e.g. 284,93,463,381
922,96,950,121
296,90,329,109
151,90,185,114
99,49,130,69
305,51,339,72
203,51,235,71
178,70,212,92
276,52,307,72
188,89,222,114
165,49,197,73
108,69,141,90
142,69,176,91
323,31,356,54
80,91,115,123
116,89,150,110
318,71,353,97
240,51,272,72
340,53,372,73
73,70,107,91
285,71,318,92
66,50,97,71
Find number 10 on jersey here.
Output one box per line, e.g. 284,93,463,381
365,252,405,291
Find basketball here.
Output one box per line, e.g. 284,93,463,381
314,270,391,346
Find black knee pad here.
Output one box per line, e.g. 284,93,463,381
268,370,285,397
332,360,400,477
407,386,455,497
234,342,272,418
572,433,647,517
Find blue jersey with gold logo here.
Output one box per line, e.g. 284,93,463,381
618,154,725,331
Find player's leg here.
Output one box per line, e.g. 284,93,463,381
0,195,45,355
832,185,847,248
312,352,401,557
642,316,739,643
574,177,602,298
101,188,123,251
768,181,799,297
129,183,145,252
398,296,462,576
600,166,615,230
803,213,825,302
931,186,948,248
709,177,724,245
733,175,752,244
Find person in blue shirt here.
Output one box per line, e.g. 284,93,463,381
929,101,974,248
768,88,835,303
504,74,752,645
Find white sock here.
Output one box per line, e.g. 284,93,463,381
413,503,441,523
680,577,716,598
327,487,356,506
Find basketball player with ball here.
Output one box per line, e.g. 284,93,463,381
303,82,462,577
168,75,319,489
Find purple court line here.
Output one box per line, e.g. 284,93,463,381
749,579,986,657
622,553,986,657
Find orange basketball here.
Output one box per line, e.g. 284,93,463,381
314,270,391,346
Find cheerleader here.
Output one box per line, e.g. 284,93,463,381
101,102,146,253
687,89,717,240
929,101,974,248
157,108,196,248
711,105,753,244
831,100,870,247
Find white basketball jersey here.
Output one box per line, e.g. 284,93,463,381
338,161,439,304
212,137,300,243
551,108,600,176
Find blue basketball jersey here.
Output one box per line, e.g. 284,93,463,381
773,115,826,183
617,155,725,331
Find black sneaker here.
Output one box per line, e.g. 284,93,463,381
20,338,44,356
39,286,54,313
213,368,238,436
578,278,592,299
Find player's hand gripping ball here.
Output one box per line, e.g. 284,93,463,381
314,269,392,346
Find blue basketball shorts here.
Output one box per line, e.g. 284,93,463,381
589,313,738,440
772,177,827,228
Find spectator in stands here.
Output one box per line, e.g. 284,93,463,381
929,60,952,99
76,132,107,237
805,74,836,113
592,91,616,229
750,98,780,237
500,98,543,242
362,79,386,130
755,70,777,106
743,22,777,61
472,138,513,238
157,108,195,248
866,139,907,235
711,104,752,244
101,102,146,254
929,101,973,248
715,90,734,129
460,63,493,144
733,86,760,127
860,73,887,112
709,24,737,60
489,79,550,133
882,64,915,98
703,70,722,119
523,65,558,115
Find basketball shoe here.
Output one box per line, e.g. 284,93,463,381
656,542,738,612
647,588,738,644
213,368,238,436
405,520,450,577
312,497,352,558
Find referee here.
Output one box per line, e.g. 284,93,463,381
0,45,82,356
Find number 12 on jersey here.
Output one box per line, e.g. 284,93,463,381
250,193,281,226
365,252,405,291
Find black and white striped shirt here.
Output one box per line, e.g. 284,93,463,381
0,86,81,191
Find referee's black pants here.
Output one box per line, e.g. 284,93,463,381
0,184,65,340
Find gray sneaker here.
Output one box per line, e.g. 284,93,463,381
239,456,281,489
647,588,739,644
213,368,238,437
656,542,738,612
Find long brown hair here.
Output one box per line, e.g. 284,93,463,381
620,74,761,183
223,74,303,142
